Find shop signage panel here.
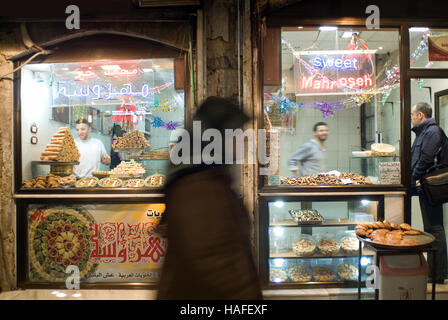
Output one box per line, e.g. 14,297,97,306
293,50,376,96
27,203,166,284
428,36,448,61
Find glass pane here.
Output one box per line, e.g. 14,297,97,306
264,27,401,186
267,199,377,284
409,27,448,69
20,59,184,189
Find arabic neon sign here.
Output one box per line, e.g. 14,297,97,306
55,82,173,100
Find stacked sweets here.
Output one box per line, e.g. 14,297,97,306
40,127,80,162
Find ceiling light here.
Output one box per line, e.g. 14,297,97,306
342,31,357,38
72,293,82,298
409,27,429,32
142,68,154,72
56,292,67,298
319,26,338,31
297,26,304,29
378,46,384,50
274,201,284,208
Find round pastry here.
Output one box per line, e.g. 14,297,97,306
400,223,412,231
75,177,98,188
337,264,358,281
371,222,380,229
355,229,367,237
292,239,316,257
340,237,360,254
288,265,312,282
376,221,385,229
404,230,421,235
270,268,287,282
383,220,392,229
355,224,367,231
390,222,400,230
366,229,374,236
317,238,340,256
98,177,122,188
313,267,335,282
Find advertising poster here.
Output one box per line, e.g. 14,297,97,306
27,203,166,283
428,35,448,61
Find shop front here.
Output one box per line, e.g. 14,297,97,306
13,30,192,288
256,0,448,292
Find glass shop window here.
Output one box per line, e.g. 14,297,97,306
264,27,401,186
20,59,184,189
409,27,448,69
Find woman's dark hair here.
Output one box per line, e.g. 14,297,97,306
313,122,328,132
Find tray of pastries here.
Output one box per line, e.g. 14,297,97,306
22,174,64,189
123,179,146,188
112,130,150,151
355,220,434,249
270,268,288,283
340,236,360,255
145,174,166,188
288,265,312,282
337,263,358,281
109,160,146,178
289,209,324,224
98,177,123,188
281,172,373,186
312,266,335,282
92,171,110,178
317,237,340,256
75,177,99,188
292,235,316,257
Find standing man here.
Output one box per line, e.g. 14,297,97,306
74,119,111,178
411,102,448,283
288,122,328,176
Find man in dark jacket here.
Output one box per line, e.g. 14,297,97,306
157,96,262,299
411,102,448,283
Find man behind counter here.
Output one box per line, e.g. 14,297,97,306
74,119,111,178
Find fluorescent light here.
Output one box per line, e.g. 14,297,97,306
56,292,67,298
361,257,371,266
100,65,120,70
273,259,285,267
361,200,370,206
274,201,284,208
378,46,384,50
342,31,357,38
409,27,429,32
297,26,304,29
319,26,338,31
273,227,284,237
142,68,154,72
72,293,82,298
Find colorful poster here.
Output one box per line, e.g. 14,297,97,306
293,50,376,96
428,36,448,61
27,203,166,284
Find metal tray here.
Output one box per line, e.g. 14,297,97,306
358,232,435,250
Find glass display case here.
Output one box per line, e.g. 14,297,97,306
18,58,185,192
263,27,402,187
260,195,384,287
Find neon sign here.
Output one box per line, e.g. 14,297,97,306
74,70,96,81
300,75,373,90
104,68,138,77
294,50,375,96
55,82,173,100
312,57,358,70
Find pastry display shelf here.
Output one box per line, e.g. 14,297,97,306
270,219,360,227
351,155,397,159
270,249,375,259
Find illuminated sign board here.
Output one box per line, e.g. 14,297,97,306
293,50,376,96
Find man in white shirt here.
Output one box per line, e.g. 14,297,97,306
73,119,111,178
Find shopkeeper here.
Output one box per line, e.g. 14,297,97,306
73,118,111,178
